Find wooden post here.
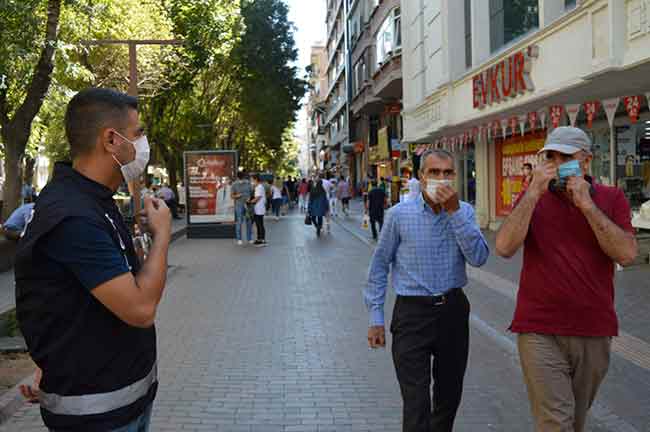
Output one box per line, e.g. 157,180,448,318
128,42,138,98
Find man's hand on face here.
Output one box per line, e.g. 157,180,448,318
367,325,386,348
435,184,460,214
529,161,557,198
566,176,594,211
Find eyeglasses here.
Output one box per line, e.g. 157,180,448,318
426,169,455,177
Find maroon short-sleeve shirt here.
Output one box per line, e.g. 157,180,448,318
510,182,634,337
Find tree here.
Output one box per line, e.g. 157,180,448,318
0,0,62,218
233,0,307,151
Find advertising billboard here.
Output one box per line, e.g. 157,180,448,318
495,133,545,216
184,151,237,225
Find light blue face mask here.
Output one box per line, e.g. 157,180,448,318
558,159,582,179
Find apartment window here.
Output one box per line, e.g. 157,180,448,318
464,0,472,68
489,0,539,53
565,0,577,9
375,8,402,68
394,8,401,48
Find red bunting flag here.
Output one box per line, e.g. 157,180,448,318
509,117,518,136
528,112,538,132
583,101,600,128
624,96,642,123
565,104,581,127
550,105,564,129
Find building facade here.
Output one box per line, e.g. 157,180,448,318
306,44,329,175
323,0,352,177
403,0,650,229
347,0,404,200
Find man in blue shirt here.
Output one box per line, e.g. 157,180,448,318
364,149,489,432
2,200,35,240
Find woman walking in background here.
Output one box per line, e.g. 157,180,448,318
271,181,283,221
298,178,309,213
308,179,329,238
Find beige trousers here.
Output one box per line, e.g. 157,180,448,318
517,333,611,432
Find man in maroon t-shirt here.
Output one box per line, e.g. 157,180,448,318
495,127,638,432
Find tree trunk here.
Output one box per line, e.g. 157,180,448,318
24,157,36,185
0,0,62,219
165,157,178,201
2,145,23,221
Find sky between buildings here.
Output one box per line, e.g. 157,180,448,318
286,0,326,140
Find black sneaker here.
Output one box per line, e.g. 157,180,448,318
255,240,268,247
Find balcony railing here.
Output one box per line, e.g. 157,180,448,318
372,50,402,99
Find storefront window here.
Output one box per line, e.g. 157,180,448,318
616,121,650,209
589,128,612,186
457,143,476,205
489,0,539,53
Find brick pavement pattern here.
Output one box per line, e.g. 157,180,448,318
0,213,631,431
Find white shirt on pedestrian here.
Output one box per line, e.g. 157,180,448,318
254,184,266,215
406,178,420,202
321,179,333,200
271,185,282,200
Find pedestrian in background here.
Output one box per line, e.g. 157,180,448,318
327,176,338,218
308,179,329,238
364,149,489,432
1,198,35,241
271,181,283,221
15,88,171,431
264,178,272,214
321,174,334,234
250,174,268,247
157,183,180,220
365,181,387,241
177,182,186,215
231,171,253,245
298,178,309,213
405,172,420,203
496,127,638,432
337,175,351,216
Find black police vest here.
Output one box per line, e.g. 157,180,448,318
15,164,157,431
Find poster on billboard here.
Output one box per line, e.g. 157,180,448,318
184,151,237,225
495,132,545,216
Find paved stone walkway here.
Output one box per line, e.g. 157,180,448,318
0,211,644,431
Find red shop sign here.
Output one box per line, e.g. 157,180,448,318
472,45,539,109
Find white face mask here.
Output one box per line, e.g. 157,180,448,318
425,179,451,203
112,132,150,183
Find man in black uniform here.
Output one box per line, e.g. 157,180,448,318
366,180,388,241
15,88,171,431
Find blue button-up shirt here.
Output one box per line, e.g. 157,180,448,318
364,194,489,326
